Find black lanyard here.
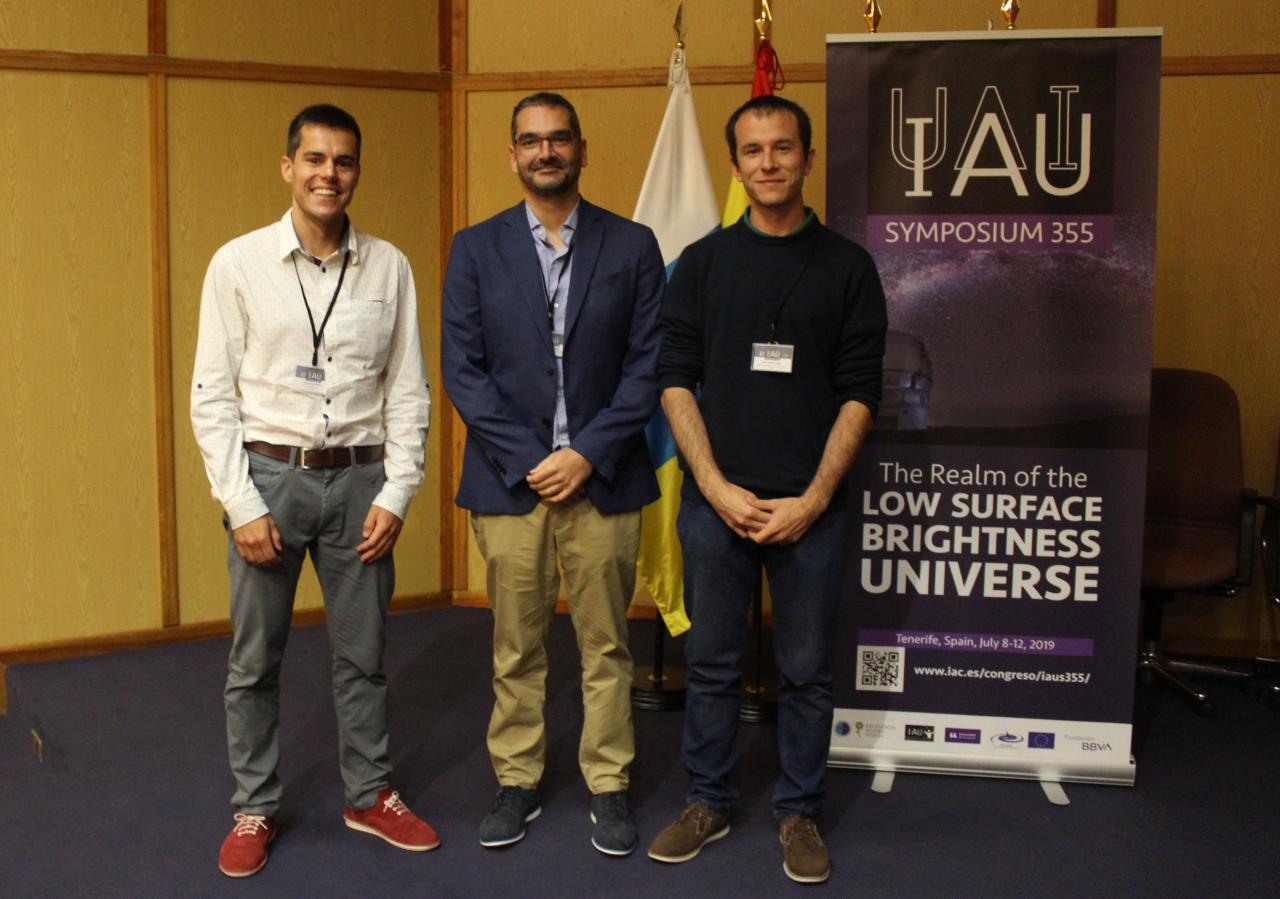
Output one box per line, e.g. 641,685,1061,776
538,241,574,323
292,249,351,367
733,230,820,342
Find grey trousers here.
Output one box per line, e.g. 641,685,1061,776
225,450,395,816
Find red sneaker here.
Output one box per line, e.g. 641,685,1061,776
218,813,277,878
344,789,440,851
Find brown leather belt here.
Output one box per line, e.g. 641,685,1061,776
245,441,383,470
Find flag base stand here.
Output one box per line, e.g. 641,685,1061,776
631,666,687,711
739,680,778,723
632,621,686,711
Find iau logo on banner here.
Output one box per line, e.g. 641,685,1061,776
864,42,1117,216
890,84,1092,199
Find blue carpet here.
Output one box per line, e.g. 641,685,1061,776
1,606,1277,897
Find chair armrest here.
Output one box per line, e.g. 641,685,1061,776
1259,493,1279,604
1230,489,1258,587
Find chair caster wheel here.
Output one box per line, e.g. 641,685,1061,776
1195,700,1216,718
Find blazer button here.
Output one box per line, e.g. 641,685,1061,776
541,417,551,427
545,366,555,377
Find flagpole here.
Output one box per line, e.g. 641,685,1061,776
630,3,712,712
631,616,686,711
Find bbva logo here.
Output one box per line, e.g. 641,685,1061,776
890,85,1091,198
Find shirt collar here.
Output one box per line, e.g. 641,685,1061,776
742,206,817,237
276,209,358,264
524,200,580,246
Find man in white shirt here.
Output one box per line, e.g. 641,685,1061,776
191,104,435,878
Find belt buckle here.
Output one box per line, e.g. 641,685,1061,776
298,448,316,470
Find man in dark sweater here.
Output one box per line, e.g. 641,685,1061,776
648,96,886,885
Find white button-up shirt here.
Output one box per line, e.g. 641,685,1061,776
191,211,430,528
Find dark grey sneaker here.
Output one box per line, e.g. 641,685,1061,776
479,786,541,848
589,791,638,856
779,815,830,884
647,802,730,863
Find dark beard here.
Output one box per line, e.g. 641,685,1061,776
520,162,579,197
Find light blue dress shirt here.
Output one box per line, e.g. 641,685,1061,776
525,201,579,450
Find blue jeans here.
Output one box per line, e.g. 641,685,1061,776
679,497,848,819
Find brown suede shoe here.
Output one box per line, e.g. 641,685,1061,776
218,813,277,878
647,802,730,863
779,815,830,884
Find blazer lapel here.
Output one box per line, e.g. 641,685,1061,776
498,203,554,353
564,200,603,342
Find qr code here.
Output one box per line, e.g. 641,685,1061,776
856,646,904,693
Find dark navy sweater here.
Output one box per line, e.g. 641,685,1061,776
659,215,887,504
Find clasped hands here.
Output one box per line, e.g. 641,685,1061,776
707,480,823,545
527,447,593,505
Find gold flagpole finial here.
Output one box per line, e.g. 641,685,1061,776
755,0,773,42
673,2,685,48
1001,0,1021,29
864,0,882,33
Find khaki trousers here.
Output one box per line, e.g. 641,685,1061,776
472,500,638,794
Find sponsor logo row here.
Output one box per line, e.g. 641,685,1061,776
837,721,1115,753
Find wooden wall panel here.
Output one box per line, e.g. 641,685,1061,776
775,0,1098,63
1151,74,1280,644
1,0,1276,657
168,80,442,625
0,0,146,55
468,0,750,73
1119,0,1279,58
1150,75,1278,496
0,71,157,649
168,0,440,72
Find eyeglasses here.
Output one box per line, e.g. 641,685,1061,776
515,131,577,152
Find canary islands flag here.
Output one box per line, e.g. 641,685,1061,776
633,47,718,637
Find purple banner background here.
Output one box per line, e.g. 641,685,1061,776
827,33,1161,737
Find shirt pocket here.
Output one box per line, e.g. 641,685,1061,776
328,296,394,373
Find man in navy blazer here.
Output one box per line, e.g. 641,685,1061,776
441,92,664,857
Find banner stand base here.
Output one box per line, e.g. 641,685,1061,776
1039,780,1070,806
871,770,895,793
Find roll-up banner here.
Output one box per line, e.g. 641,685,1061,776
826,29,1162,785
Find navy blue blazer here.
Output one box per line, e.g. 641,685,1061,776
441,199,664,515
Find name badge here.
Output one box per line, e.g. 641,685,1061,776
552,331,565,359
751,342,794,374
296,365,325,383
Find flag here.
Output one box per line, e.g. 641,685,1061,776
633,46,719,637
721,36,786,228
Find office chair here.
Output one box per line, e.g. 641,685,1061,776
1139,368,1259,716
